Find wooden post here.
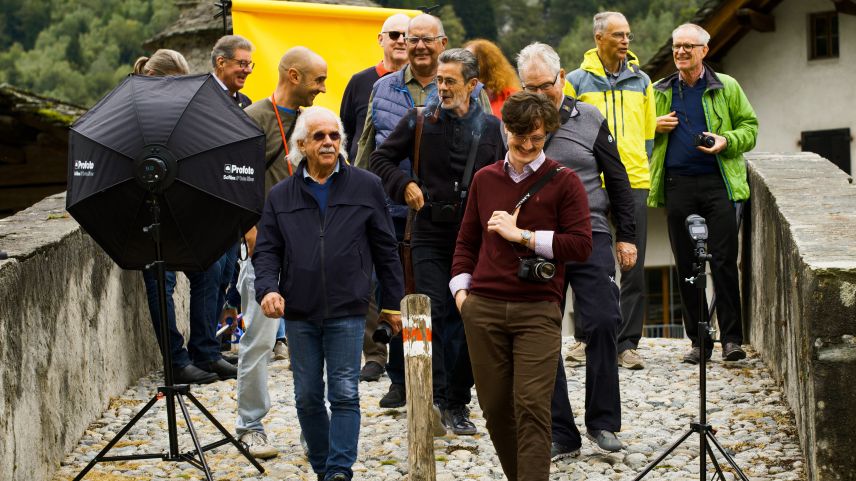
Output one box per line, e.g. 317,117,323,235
402,294,436,481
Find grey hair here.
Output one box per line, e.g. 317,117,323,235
407,14,446,36
134,49,189,76
516,42,561,78
211,35,254,68
439,48,479,81
672,23,711,45
286,106,348,166
593,12,627,35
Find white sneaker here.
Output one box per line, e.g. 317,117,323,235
238,430,278,459
566,341,587,364
273,340,288,361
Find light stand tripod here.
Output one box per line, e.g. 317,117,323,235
633,215,750,481
74,196,264,481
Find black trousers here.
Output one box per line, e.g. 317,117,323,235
665,173,743,347
551,232,622,447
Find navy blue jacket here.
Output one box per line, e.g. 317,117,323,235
253,156,404,321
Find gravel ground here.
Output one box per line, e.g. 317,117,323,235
53,337,805,481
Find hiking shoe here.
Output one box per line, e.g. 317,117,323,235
238,431,277,459
550,442,581,461
442,405,477,435
722,342,747,361
618,349,645,370
566,341,586,364
359,361,385,382
379,383,406,408
682,347,712,365
273,340,288,361
586,429,623,452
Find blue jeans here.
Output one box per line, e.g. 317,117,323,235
142,250,232,368
286,316,364,479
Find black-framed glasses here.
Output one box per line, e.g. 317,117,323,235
610,31,634,41
224,57,255,70
383,30,406,41
508,133,547,144
672,43,705,52
522,72,560,93
311,131,341,142
404,35,444,46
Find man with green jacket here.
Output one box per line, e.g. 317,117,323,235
565,11,656,370
649,23,758,365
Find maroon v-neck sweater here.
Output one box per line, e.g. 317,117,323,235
451,158,592,304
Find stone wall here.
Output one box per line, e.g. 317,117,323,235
0,193,186,481
747,152,856,481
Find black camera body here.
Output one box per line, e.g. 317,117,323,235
372,322,393,344
517,257,557,283
429,201,460,223
693,133,716,148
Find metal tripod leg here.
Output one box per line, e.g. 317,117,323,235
73,395,161,481
705,438,727,480
184,390,265,472
632,430,694,480
175,393,213,480
708,431,751,481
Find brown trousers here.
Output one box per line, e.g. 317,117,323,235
362,285,387,365
461,293,562,481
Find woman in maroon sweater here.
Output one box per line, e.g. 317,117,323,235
449,92,592,481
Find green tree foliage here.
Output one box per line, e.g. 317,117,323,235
0,0,178,107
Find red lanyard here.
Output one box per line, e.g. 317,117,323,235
270,92,294,176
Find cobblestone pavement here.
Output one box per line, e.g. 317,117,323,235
53,337,805,481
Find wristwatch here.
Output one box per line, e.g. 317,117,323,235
519,229,532,246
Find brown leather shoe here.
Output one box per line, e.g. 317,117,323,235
722,342,747,361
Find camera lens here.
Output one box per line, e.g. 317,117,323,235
535,261,556,280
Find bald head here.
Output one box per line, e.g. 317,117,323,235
407,13,445,37
276,46,327,109
382,13,410,33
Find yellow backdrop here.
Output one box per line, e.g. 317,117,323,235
232,0,420,112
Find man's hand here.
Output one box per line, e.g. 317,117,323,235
454,289,469,313
244,226,257,257
615,241,638,272
379,311,402,336
404,182,425,211
697,132,727,155
656,111,678,133
487,209,523,244
261,292,285,318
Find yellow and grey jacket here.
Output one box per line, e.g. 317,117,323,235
565,48,656,189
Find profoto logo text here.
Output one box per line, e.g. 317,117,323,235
223,164,255,182
73,159,95,177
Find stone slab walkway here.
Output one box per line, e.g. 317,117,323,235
52,337,805,481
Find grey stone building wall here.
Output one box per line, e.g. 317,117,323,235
746,152,856,481
0,193,188,481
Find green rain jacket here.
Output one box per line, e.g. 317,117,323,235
648,64,758,207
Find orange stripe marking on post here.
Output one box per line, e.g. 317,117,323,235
401,327,432,342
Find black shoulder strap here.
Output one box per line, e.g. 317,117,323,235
513,166,565,212
543,96,575,151
458,123,484,197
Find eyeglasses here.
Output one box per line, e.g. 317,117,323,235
311,131,341,142
610,31,634,41
404,35,444,46
522,72,560,93
508,133,547,144
383,31,406,41
224,58,254,70
672,43,705,52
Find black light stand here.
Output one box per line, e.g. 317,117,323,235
73,196,264,481
214,1,232,35
633,215,750,481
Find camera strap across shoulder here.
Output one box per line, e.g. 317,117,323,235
513,166,566,212
459,123,484,197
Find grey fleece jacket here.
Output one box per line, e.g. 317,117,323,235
543,96,636,243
